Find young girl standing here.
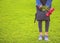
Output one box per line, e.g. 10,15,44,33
36,0,52,41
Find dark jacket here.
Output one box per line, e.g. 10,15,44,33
36,0,52,21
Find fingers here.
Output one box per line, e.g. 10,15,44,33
39,5,42,9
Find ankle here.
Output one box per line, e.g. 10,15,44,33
45,32,48,36
39,32,42,35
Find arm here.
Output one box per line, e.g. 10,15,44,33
46,0,52,7
36,0,42,7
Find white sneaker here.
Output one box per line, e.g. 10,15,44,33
44,35,48,41
38,35,42,40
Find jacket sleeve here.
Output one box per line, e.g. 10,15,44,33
36,0,42,7
46,0,52,7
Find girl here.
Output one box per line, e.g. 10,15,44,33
36,0,52,41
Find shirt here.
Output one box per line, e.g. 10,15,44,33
36,0,52,7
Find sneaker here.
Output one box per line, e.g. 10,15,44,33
44,35,48,41
38,35,42,40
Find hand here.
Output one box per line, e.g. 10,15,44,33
39,5,42,9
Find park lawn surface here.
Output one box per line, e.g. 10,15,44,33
0,0,60,43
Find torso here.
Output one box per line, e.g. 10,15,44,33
40,0,47,5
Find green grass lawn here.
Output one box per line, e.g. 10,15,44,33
0,0,60,43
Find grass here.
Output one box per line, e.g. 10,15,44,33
0,0,60,43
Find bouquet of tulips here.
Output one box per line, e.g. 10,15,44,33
40,6,54,16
